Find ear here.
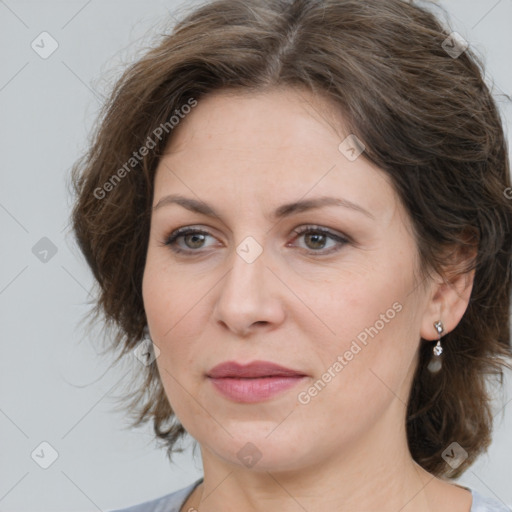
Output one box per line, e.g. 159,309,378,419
420,247,477,341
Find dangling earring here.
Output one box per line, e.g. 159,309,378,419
427,320,444,373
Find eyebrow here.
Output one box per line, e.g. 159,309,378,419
153,194,375,221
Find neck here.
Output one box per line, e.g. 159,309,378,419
184,406,446,512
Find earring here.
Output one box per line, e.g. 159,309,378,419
427,320,444,373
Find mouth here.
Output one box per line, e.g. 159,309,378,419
207,360,306,379
206,360,307,403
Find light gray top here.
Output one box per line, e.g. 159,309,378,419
109,478,512,512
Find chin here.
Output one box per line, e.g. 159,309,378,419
200,428,325,473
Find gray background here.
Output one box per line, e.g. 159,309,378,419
1,1,511,510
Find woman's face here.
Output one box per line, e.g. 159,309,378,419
142,87,436,472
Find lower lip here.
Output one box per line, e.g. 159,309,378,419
208,376,306,403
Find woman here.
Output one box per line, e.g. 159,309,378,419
71,0,512,510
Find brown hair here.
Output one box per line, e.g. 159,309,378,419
70,0,512,478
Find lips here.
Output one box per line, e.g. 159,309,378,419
206,361,307,403
207,360,306,379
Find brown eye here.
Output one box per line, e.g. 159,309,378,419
183,232,207,249
304,232,328,250
290,226,349,255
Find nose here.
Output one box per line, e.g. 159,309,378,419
212,243,286,337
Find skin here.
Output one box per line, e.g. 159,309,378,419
142,87,475,512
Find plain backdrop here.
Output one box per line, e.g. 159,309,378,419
1,1,511,510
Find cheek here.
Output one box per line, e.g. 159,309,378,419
299,267,399,353
143,259,206,420
300,260,419,400
143,247,203,341
142,249,216,387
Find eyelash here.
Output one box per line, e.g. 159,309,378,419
162,225,349,256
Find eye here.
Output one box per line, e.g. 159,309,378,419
288,225,349,255
163,227,218,254
162,225,349,256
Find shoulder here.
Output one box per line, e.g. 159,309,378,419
470,488,511,512
108,478,204,512
107,479,511,512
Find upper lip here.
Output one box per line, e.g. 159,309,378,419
207,360,306,379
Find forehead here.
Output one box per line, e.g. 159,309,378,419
167,86,345,155
153,87,398,225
